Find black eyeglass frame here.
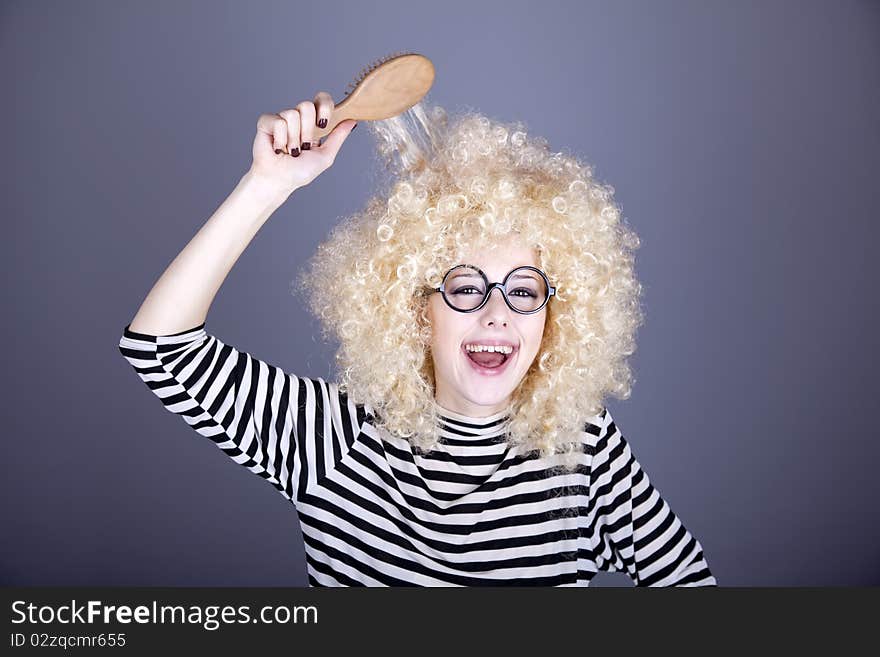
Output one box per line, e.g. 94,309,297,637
428,264,557,315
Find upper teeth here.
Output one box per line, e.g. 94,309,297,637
465,344,513,354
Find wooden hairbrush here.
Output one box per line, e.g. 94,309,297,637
312,51,435,141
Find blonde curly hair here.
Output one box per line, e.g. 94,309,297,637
292,101,644,473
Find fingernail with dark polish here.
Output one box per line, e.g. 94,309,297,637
301,142,311,150
275,149,282,154
317,118,327,129
290,148,300,157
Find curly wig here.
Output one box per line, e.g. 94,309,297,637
292,101,644,472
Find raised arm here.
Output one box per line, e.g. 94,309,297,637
119,94,361,503
126,171,288,335
128,92,358,335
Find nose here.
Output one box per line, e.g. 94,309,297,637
482,286,511,326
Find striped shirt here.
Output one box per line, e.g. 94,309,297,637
118,322,717,587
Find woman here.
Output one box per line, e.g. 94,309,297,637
119,91,717,587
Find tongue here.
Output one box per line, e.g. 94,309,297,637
467,350,507,368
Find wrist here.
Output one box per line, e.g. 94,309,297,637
238,170,295,209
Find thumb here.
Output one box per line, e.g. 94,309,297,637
319,119,358,157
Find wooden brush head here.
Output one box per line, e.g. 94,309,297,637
313,52,435,140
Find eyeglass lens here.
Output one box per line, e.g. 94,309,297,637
444,266,548,312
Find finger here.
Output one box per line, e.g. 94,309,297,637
313,90,334,131
278,109,302,156
318,119,357,159
256,113,288,155
295,100,317,150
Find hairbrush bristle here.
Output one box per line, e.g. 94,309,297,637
344,51,418,96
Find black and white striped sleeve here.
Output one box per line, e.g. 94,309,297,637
588,408,718,587
117,322,365,504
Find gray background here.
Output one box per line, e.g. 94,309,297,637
2,0,877,586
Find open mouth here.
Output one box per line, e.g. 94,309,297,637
461,344,517,376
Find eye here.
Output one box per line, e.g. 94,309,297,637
510,287,537,297
453,286,483,295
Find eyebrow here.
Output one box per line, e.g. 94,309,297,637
449,270,539,280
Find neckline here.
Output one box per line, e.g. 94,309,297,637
432,401,512,431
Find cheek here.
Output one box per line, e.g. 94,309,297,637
427,310,458,362
526,316,546,342
430,309,466,346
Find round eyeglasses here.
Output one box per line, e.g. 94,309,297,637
428,264,557,315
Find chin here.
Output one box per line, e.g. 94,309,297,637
460,378,518,404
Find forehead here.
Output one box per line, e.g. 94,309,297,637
458,238,539,273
